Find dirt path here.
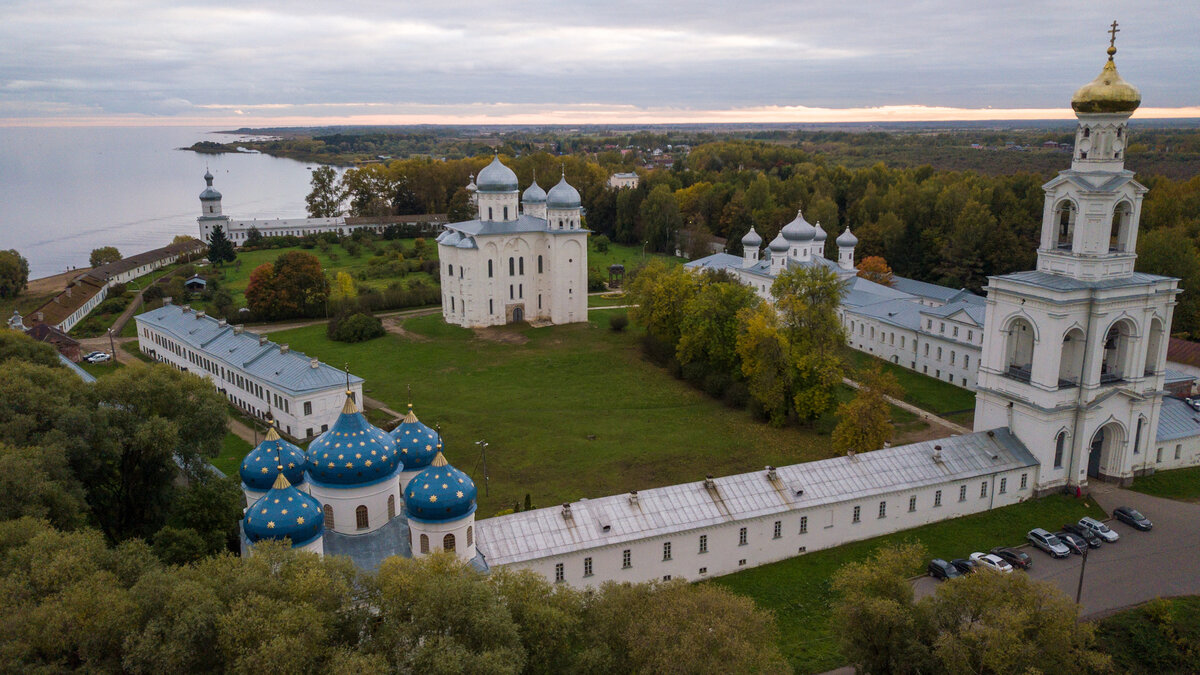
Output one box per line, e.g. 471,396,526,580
253,306,441,334
842,376,972,436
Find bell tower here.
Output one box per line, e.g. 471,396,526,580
974,25,1179,493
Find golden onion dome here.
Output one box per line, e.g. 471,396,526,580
1071,45,1140,114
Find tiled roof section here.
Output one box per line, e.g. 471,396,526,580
25,322,79,346
920,299,986,326
78,238,205,285
890,275,971,303
1155,396,1200,443
847,297,924,331
994,270,1174,292
134,303,361,395
1164,369,1195,387
476,428,1037,566
1167,338,1200,369
27,276,106,327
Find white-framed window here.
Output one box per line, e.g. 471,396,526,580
699,534,708,553
773,521,782,539
799,516,808,534
622,549,631,568
663,542,672,560
1020,473,1028,490
980,482,988,498
908,496,917,512
738,527,748,546
555,563,564,582
999,477,1007,494
878,501,886,518
852,506,861,523
699,567,707,575
584,557,593,577
934,489,942,507
738,559,747,566
959,485,967,502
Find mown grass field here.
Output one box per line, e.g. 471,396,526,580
212,432,254,477
712,494,1107,674
264,312,928,516
1129,464,1200,502
847,349,977,427
587,240,685,272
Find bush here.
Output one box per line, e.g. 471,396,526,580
609,313,629,332
593,234,611,253
703,371,731,398
723,381,750,409
142,284,165,301
420,260,440,276
327,312,386,343
587,266,608,292
681,360,708,387
108,282,128,297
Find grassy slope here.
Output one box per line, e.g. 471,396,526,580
847,350,977,426
1093,596,1200,674
1128,465,1200,502
588,241,685,271
212,432,254,477
266,313,929,516
713,494,1107,674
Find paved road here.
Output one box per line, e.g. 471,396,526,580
914,485,1200,618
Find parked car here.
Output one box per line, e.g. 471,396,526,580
1062,523,1103,548
950,558,977,575
1027,528,1071,558
1113,506,1153,531
928,558,962,581
83,350,104,361
86,352,112,363
990,546,1032,570
1078,516,1120,542
969,552,1014,574
1056,531,1087,555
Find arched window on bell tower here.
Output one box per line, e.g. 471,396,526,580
1054,201,1076,250
1109,201,1134,252
1004,317,1036,383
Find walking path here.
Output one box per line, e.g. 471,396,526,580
587,304,637,311
253,306,441,334
842,376,971,435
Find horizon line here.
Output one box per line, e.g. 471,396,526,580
4,104,1200,128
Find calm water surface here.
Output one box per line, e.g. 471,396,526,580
0,126,316,278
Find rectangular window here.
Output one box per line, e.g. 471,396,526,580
584,557,593,577
959,485,967,502
852,506,861,523
980,481,988,498
934,489,942,507
699,567,707,575
304,401,312,416
878,501,887,518
1176,444,1182,460
799,516,808,534
663,575,672,581
901,336,906,349
939,322,945,334
937,347,942,360
953,326,959,337
1020,473,1028,490
968,330,973,341
519,257,525,275
999,477,1007,494
555,563,564,582
950,351,956,365
908,496,917,512
738,559,747,566
924,344,930,357
663,541,672,560
926,319,932,329
509,284,514,300
489,299,494,314
964,355,970,368
622,549,631,569
1156,448,1163,463
738,527,748,546
773,521,782,539
699,534,708,553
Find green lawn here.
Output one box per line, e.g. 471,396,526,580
587,292,631,307
712,494,1107,674
77,359,123,378
121,340,152,362
1094,596,1200,674
1129,465,1200,502
266,313,929,516
212,432,254,477
848,350,977,426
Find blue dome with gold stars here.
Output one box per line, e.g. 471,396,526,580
240,424,307,491
389,403,440,471
244,472,324,547
405,451,477,523
306,392,401,486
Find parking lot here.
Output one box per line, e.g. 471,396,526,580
914,485,1200,617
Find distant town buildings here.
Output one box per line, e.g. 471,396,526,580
607,172,639,189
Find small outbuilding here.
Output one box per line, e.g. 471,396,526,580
185,275,207,292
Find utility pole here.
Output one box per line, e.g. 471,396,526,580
106,327,116,362
475,440,490,496
1074,545,1090,607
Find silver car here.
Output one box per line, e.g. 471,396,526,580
1027,528,1071,558
1078,516,1119,542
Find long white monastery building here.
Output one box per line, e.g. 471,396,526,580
436,157,588,327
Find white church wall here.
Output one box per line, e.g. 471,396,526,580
309,473,402,535
408,516,477,562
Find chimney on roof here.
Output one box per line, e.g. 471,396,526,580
258,335,268,346
310,357,319,369
182,305,191,313
196,311,205,319
163,297,172,306
280,344,289,354
233,325,244,335
703,474,716,490
847,450,857,461
766,465,778,481
932,445,943,463
218,318,227,327
561,503,572,519
35,311,43,322
628,490,639,505
64,287,72,298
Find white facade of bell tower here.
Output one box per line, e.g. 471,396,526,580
974,34,1178,493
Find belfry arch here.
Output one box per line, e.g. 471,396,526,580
1053,200,1076,249
1004,316,1037,382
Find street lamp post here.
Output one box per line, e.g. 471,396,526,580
475,440,490,497
106,328,116,363
1074,545,1090,607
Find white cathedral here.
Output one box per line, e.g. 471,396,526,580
435,157,588,327
239,36,1199,588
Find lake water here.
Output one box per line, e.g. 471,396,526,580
0,126,317,279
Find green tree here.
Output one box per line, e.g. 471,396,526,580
207,225,236,265
0,330,62,367
772,266,847,423
1138,227,1200,337
446,187,475,222
242,226,263,248
833,366,903,455
627,260,699,351
306,166,345,218
736,303,793,426
677,273,761,374
639,184,682,253
0,442,89,530
330,270,357,303
89,246,122,267
0,249,29,299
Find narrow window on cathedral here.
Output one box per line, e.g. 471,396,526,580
1054,432,1066,468
467,526,473,547
519,284,523,299
488,260,493,277
356,505,369,530
387,495,396,520
519,257,525,275
324,504,335,529
488,207,493,220
443,534,455,552
538,255,543,273
503,206,508,220
489,299,494,314
509,257,515,276
420,534,429,554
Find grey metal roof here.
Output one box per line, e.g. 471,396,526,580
1164,369,1195,386
685,253,743,271
890,275,972,303
444,214,587,237
135,303,362,396
58,353,96,383
921,299,986,326
994,270,1174,292
1155,396,1200,442
476,428,1037,566
847,296,925,331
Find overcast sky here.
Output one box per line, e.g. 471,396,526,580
1,0,1197,125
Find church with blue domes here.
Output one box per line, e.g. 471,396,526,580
239,392,482,570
